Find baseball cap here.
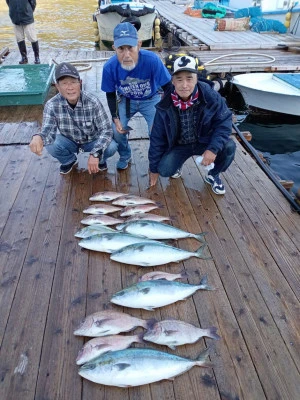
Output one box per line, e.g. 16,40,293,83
55,62,80,82
172,56,198,75
113,22,138,48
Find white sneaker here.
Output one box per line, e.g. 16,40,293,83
171,168,182,179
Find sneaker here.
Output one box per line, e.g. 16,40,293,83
171,168,182,179
204,174,225,195
60,159,78,175
98,161,108,171
117,158,131,170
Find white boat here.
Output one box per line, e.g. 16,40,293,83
93,0,157,48
232,72,300,116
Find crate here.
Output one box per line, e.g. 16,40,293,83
0,64,55,106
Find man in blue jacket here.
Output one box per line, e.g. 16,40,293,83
6,0,40,64
148,55,236,195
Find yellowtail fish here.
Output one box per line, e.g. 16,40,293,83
74,224,116,238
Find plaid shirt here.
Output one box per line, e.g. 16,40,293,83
39,91,113,153
177,100,201,145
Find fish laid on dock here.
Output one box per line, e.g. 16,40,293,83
89,191,127,201
74,224,116,238
116,220,207,242
110,275,214,310
110,242,210,267
138,270,187,282
73,310,150,337
119,204,159,217
112,195,157,206
76,333,144,365
143,319,220,349
78,233,159,254
125,213,171,223
78,347,211,387
83,204,122,215
81,215,124,226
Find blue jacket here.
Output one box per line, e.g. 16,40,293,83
149,80,232,173
6,0,36,26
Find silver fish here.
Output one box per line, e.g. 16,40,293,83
112,195,157,206
110,276,214,310
89,191,127,202
138,270,187,282
81,215,124,226
125,213,171,223
73,310,149,337
110,242,210,267
119,204,159,217
116,220,207,242
78,233,158,253
143,319,220,349
83,204,122,215
78,347,211,387
76,333,143,365
75,224,116,239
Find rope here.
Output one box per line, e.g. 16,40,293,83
204,53,276,66
50,58,110,72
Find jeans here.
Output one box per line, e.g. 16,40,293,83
46,134,118,166
157,139,236,177
113,93,161,162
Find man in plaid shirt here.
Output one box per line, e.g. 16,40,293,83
29,62,117,174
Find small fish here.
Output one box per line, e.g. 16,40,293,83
110,242,210,267
110,275,214,310
119,204,159,217
81,215,124,226
125,213,171,223
83,204,122,215
78,233,158,254
138,270,187,282
143,319,220,349
89,191,127,202
73,310,149,337
78,347,211,387
112,195,157,206
76,333,144,365
75,224,116,239
116,220,207,242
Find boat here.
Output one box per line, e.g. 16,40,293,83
232,72,300,116
93,0,158,49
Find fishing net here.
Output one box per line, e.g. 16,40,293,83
250,17,287,34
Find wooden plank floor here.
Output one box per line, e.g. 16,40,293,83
0,50,300,400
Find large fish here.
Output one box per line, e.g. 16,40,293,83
78,233,158,254
78,347,211,387
138,270,187,282
125,213,171,223
112,195,157,206
110,242,210,267
116,220,207,242
81,215,124,226
83,204,122,215
73,310,150,337
143,319,220,349
89,191,127,202
119,204,159,217
76,334,144,365
74,224,116,239
110,275,214,310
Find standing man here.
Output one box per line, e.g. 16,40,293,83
101,22,171,170
6,0,40,64
149,55,236,195
29,62,118,175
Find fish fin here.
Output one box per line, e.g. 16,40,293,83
144,306,155,311
95,318,111,327
145,318,157,330
164,329,178,336
115,363,131,371
195,346,213,368
139,287,151,295
194,232,208,243
199,275,215,291
95,344,111,350
137,332,145,343
168,344,177,350
205,326,221,341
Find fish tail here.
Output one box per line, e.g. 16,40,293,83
195,346,213,368
136,332,145,343
195,244,212,260
199,274,215,291
194,232,208,243
204,326,221,340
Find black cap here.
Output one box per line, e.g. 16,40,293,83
55,62,80,82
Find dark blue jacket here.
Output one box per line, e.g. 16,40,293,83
149,80,232,173
6,0,36,26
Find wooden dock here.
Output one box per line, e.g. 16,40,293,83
0,49,300,400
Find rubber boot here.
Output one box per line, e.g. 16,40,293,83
32,41,40,64
17,40,28,64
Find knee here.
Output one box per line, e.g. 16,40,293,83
225,139,236,156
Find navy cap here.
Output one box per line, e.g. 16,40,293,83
55,62,80,82
113,22,138,48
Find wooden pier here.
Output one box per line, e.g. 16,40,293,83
0,49,300,400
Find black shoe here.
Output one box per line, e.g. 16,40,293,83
60,159,78,175
98,161,108,171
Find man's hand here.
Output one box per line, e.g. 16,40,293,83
148,172,159,188
201,150,216,166
87,155,99,174
29,135,44,156
114,118,129,134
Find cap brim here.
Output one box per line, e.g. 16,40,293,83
56,73,80,80
114,37,138,48
172,68,198,76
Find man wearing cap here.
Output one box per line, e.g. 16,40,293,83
101,22,171,170
29,62,117,174
148,55,236,195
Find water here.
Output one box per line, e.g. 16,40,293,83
1,0,299,195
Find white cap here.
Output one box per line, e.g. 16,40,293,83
172,56,198,75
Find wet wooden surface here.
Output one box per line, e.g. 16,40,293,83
0,50,300,400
